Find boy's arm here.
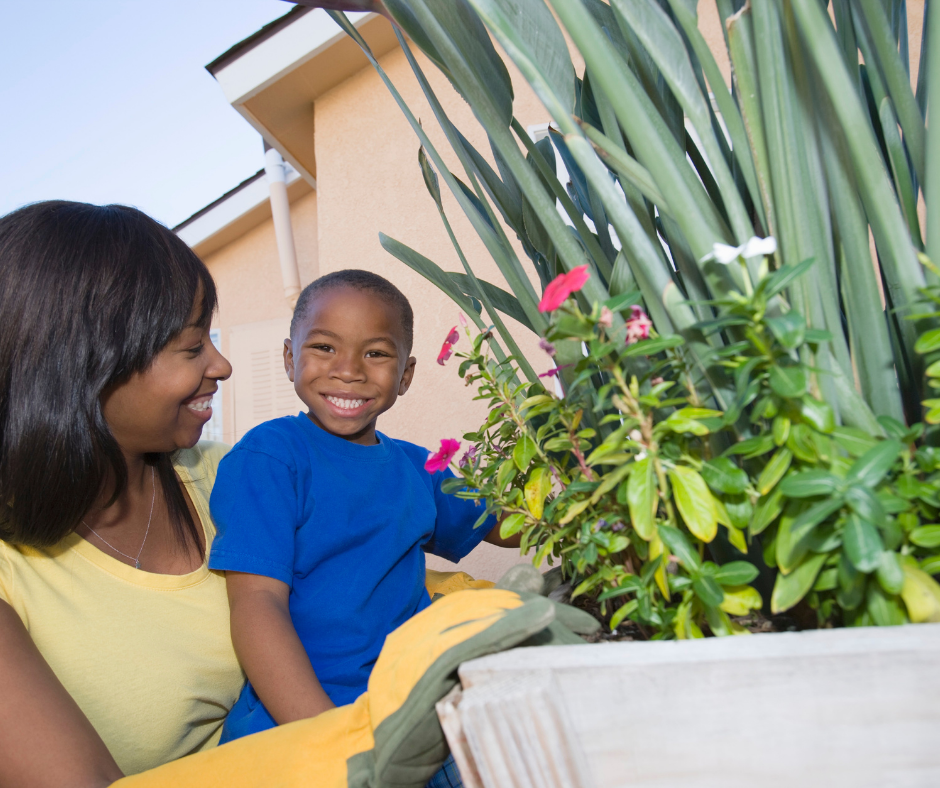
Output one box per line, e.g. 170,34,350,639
483,518,522,548
226,572,335,725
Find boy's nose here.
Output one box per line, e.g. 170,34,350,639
330,353,366,381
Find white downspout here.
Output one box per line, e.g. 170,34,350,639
264,143,301,306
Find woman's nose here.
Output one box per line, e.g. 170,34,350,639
208,342,233,382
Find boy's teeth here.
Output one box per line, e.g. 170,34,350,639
327,396,365,410
188,400,211,412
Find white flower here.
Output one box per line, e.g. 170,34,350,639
702,236,777,265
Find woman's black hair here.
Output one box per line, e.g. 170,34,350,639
0,200,217,553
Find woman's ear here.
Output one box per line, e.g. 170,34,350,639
283,339,295,382
398,356,417,396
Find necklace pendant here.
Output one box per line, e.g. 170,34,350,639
135,560,141,570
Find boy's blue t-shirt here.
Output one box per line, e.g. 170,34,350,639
208,414,492,740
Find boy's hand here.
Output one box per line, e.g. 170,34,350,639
483,517,522,548
226,572,336,725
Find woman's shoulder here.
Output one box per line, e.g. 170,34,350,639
175,440,231,482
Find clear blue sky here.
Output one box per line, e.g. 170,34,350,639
0,1,293,228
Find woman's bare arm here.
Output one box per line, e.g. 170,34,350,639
0,600,123,788
226,572,335,725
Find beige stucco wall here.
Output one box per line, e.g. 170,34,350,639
202,188,319,444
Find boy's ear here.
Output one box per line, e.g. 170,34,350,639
283,339,295,382
398,356,417,396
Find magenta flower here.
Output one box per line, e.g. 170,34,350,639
459,445,478,468
539,338,557,357
625,306,653,344
437,325,459,365
537,265,590,312
538,363,574,379
425,438,461,473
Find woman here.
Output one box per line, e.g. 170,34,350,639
0,201,242,787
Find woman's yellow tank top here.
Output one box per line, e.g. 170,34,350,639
0,441,244,775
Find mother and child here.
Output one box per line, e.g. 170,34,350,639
0,200,518,787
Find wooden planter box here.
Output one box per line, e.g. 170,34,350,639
437,623,940,788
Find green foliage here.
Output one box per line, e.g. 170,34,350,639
310,0,940,633
447,262,940,637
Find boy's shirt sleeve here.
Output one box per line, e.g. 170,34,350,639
208,446,300,587
423,466,495,563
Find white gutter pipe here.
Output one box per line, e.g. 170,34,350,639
264,144,302,305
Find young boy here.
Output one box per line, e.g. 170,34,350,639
208,269,516,744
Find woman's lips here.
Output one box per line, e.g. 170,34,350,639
184,392,215,421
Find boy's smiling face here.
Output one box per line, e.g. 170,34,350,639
284,286,416,445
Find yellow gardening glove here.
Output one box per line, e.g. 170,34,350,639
114,589,554,788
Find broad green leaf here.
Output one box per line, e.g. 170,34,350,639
900,557,940,623
714,561,760,587
719,584,763,615
766,311,806,349
778,497,845,572
524,466,552,519
762,258,817,298
831,427,879,457
649,532,670,600
773,416,791,446
845,440,903,488
513,433,537,472
701,457,748,495
866,582,908,626
843,514,884,573
799,397,836,434
558,497,592,525
757,448,793,496
916,329,940,354
769,364,807,398
771,551,827,613
496,458,517,492
609,599,639,630
627,457,656,540
779,470,840,498
726,524,748,554
658,524,701,571
750,487,784,536
693,575,724,608
876,550,905,595
499,512,527,539
909,525,940,548
668,465,718,542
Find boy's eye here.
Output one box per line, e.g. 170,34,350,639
186,343,205,357
366,350,390,358
310,344,334,353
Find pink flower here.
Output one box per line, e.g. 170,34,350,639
459,445,478,468
598,306,613,329
625,306,652,344
425,438,461,473
539,338,557,357
537,265,590,312
538,363,574,379
458,312,468,328
437,325,459,365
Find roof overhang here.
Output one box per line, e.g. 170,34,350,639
174,164,311,258
207,8,399,186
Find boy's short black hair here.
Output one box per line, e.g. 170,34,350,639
291,269,414,353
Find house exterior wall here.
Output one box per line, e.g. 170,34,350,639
195,1,925,581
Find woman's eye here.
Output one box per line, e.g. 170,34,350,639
186,343,205,357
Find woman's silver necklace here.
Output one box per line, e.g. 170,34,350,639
82,466,156,570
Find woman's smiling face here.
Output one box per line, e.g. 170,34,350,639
284,286,416,446
101,322,232,455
